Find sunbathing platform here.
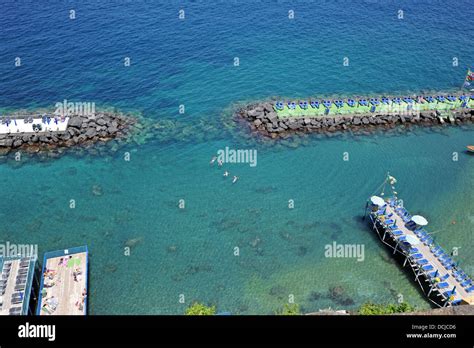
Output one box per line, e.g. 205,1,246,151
0,114,69,135
0,255,37,315
36,246,88,315
366,175,474,307
275,94,474,118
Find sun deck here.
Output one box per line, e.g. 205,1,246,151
0,115,69,135
367,191,474,307
275,94,474,118
0,255,36,315
36,246,88,315
385,204,471,303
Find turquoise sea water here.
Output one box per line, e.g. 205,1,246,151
0,0,473,314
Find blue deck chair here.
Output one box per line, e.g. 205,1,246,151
437,282,449,289
445,264,454,271
443,289,456,298
447,96,456,102
310,101,319,109
422,236,434,245
440,274,450,281
417,259,429,266
466,285,474,293
461,279,472,287
422,264,434,271
411,253,423,259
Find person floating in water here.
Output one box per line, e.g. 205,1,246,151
217,159,223,167
232,175,239,184
210,156,217,165
223,171,230,177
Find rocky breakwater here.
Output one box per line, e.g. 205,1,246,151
0,112,137,157
237,102,474,138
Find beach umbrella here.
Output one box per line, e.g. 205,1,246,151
411,215,428,226
405,234,420,246
370,196,385,207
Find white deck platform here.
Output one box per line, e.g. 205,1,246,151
0,116,69,135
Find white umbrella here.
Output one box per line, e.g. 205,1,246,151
404,234,420,245
411,215,428,226
370,196,386,207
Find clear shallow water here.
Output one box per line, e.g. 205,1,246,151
0,0,473,314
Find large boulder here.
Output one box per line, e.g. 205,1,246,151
85,128,97,139
107,126,118,134
266,111,278,123
68,117,84,128
96,118,107,126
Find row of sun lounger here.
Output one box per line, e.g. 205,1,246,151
0,258,32,314
275,95,474,111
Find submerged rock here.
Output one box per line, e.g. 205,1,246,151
328,285,355,306
124,237,143,248
167,245,178,253
92,185,103,196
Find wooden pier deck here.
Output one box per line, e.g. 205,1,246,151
37,247,88,315
0,256,36,315
385,205,472,304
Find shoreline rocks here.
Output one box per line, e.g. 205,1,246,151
237,102,474,138
0,112,138,157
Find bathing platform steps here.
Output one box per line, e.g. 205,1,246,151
366,198,474,308
36,246,89,315
275,94,474,118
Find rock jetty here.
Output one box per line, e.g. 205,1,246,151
0,112,137,156
237,102,474,138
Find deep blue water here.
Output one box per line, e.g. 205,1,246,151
0,0,473,314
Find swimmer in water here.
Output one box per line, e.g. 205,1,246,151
232,175,239,184
217,160,223,167
210,156,217,165
223,171,230,177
